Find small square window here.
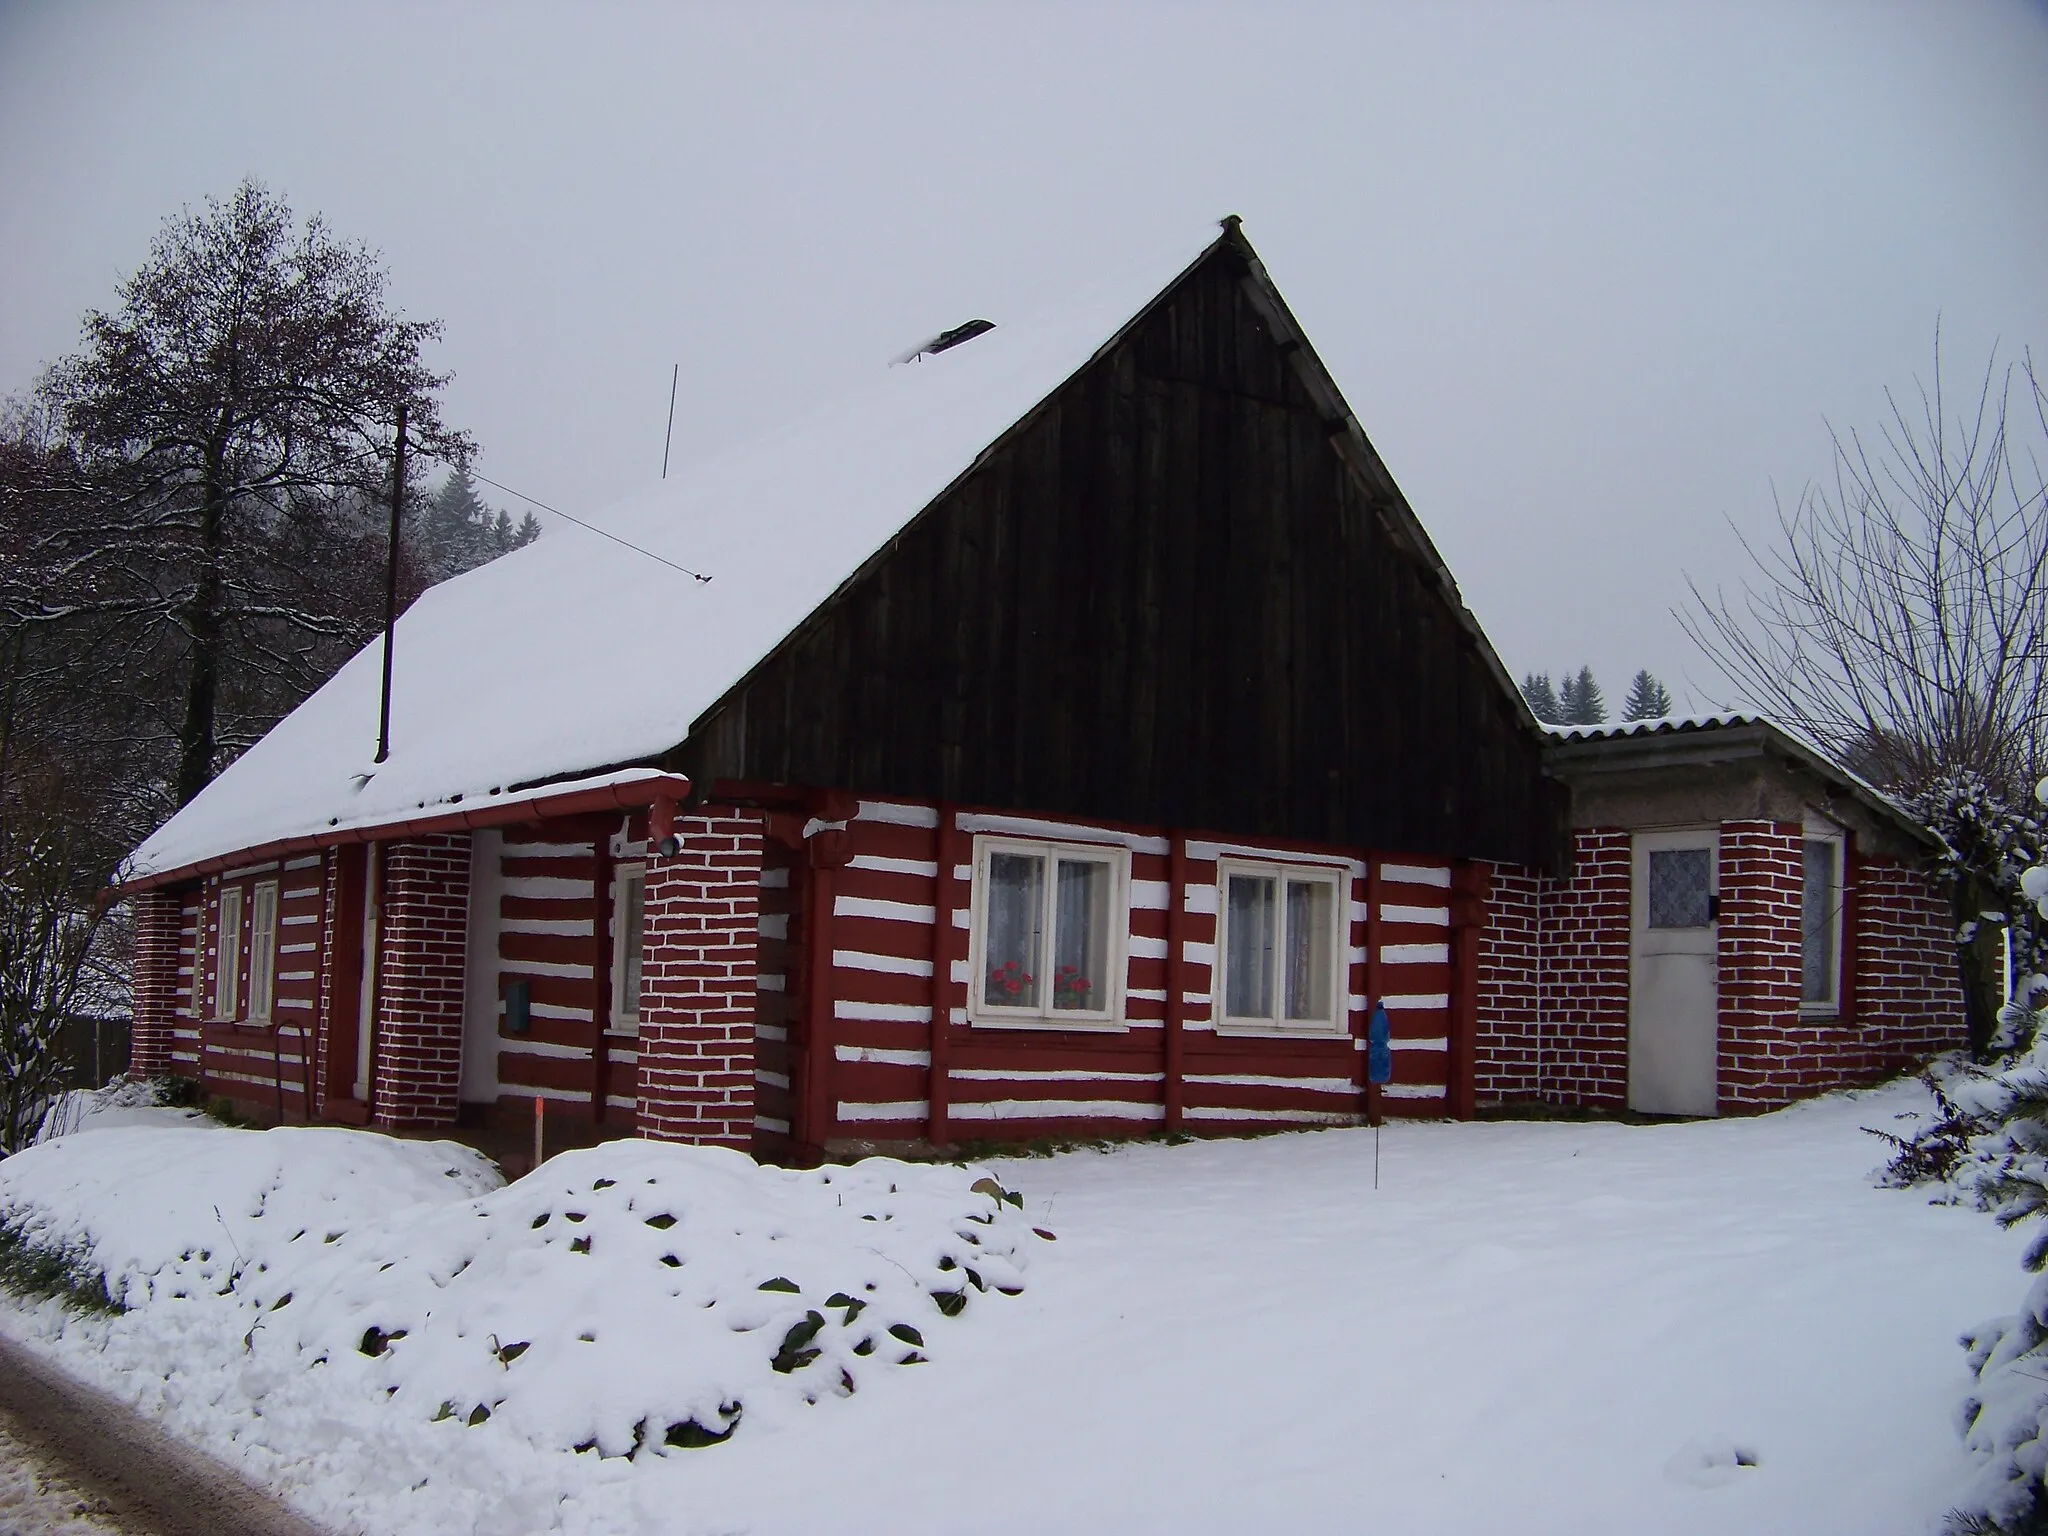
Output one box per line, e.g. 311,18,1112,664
971,836,1127,1026
1646,848,1714,929
1216,859,1347,1034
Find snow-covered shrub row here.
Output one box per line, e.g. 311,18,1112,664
1927,775,2048,1534
0,1124,501,1307
0,1126,1041,1459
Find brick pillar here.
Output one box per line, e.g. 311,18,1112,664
638,811,762,1149
1716,820,1804,1111
128,889,182,1078
1474,863,1542,1105
372,834,471,1129
1535,829,1632,1108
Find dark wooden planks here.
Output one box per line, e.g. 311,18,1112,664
680,247,1564,872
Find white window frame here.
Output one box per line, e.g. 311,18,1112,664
1800,832,1846,1016
609,862,647,1035
1213,856,1351,1039
246,881,280,1023
214,884,244,1021
967,834,1130,1030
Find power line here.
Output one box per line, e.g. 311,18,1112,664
421,453,713,584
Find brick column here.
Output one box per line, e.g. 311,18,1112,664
638,811,762,1150
1474,863,1541,1105
1536,829,1632,1108
1716,820,1804,1110
372,834,471,1129
128,889,182,1079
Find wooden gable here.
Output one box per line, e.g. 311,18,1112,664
676,227,1568,871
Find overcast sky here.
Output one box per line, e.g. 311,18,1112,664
4,1,2045,713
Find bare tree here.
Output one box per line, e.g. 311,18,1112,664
23,180,473,811
1684,338,2048,1056
0,795,123,1157
1683,339,2048,805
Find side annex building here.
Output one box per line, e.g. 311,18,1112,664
119,219,1965,1159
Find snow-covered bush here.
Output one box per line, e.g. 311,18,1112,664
1944,774,2048,1533
1909,771,2048,1057
0,1124,1043,1461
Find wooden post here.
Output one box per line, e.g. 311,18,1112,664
591,828,615,1126
1164,835,1188,1131
928,806,960,1147
799,853,840,1156
301,852,326,1115
374,402,406,765
322,845,368,1123
1363,857,1383,1127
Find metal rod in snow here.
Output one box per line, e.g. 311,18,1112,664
374,401,407,765
661,363,679,479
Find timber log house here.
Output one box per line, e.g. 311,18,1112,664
120,217,1963,1155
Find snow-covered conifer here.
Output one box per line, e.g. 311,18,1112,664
1623,669,1673,720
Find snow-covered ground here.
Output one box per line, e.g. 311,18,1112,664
0,1080,2025,1534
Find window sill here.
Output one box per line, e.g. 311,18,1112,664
1212,1023,1350,1042
968,1014,1129,1034
1798,1005,1843,1022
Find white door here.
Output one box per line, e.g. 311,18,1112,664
459,829,503,1104
1629,829,1719,1116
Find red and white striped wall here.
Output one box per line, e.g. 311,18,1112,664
772,798,1474,1153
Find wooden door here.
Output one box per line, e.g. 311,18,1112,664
1629,829,1720,1116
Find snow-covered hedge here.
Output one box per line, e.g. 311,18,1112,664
0,1126,1042,1458
1921,773,2048,1533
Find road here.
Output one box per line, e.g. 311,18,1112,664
0,1334,328,1536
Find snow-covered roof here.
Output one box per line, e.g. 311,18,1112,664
1542,710,1934,843
126,224,1230,882
1542,710,1762,743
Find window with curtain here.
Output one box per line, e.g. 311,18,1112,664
973,836,1127,1025
1801,838,1843,1010
1216,860,1346,1033
611,864,647,1032
215,885,244,1021
247,881,279,1022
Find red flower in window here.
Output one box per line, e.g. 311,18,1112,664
987,960,1034,1002
1054,965,1092,1008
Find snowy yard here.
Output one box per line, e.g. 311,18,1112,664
0,1080,2025,1535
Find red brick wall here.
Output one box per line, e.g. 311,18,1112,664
128,889,182,1078
372,834,471,1129
1476,821,1967,1115
1534,830,1632,1109
1715,821,1805,1108
1475,864,1541,1102
1851,853,1966,1067
637,811,762,1149
1719,845,1965,1110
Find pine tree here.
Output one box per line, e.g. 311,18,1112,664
414,472,540,582
1563,665,1607,725
1623,669,1674,721
1520,671,1562,724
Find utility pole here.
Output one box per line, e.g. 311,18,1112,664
374,401,407,764
662,363,679,479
